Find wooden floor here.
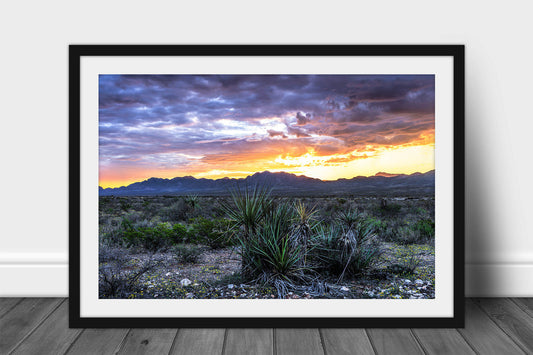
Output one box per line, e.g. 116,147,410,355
1,298,533,354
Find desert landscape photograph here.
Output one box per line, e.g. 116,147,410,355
98,74,436,300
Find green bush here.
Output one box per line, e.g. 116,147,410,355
387,247,423,276
171,223,189,243
391,226,422,245
381,219,434,245
160,199,195,222
367,217,387,239
173,244,204,263
187,217,233,249
121,219,174,252
413,218,435,240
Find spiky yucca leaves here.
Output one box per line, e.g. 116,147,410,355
337,208,375,248
221,185,273,278
291,200,319,267
336,211,382,281
337,208,360,231
249,221,301,280
184,194,199,209
221,185,272,238
312,215,382,281
237,202,309,294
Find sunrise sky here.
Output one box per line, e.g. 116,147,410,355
99,75,435,188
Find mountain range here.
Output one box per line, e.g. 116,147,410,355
99,170,435,197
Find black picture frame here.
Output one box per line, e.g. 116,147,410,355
69,45,465,328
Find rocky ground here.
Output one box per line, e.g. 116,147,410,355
110,242,435,300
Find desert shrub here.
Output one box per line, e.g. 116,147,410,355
121,219,174,252
377,199,401,215
173,243,204,263
160,199,195,222
99,246,162,298
413,218,435,240
385,220,434,245
171,223,189,243
120,201,132,211
321,200,342,222
186,217,233,249
388,226,422,245
336,197,347,205
367,217,388,239
387,247,423,276
100,217,127,246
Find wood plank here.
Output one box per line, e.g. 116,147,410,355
0,298,63,354
513,298,533,318
118,329,177,355
320,329,374,355
170,329,225,355
11,300,82,355
66,328,129,355
366,329,423,355
412,328,475,355
275,329,324,355
0,297,22,318
458,299,525,355
475,298,533,353
224,328,273,355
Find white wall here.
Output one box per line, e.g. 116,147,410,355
1,0,532,297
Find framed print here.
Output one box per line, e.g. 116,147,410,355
69,45,465,328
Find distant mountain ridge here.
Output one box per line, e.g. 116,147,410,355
99,170,435,197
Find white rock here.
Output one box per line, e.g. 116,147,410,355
227,284,234,289
165,272,172,277
180,278,192,286
404,279,412,284
415,279,424,285
340,286,350,292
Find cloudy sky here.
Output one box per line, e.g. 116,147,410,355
99,75,435,188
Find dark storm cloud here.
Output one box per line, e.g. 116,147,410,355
99,74,434,165
296,112,312,125
268,130,287,139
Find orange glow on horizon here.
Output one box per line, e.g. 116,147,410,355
99,142,435,188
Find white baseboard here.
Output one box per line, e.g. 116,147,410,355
465,263,533,297
0,264,68,297
1,254,532,297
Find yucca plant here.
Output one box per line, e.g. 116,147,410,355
235,201,308,289
248,221,301,280
312,215,382,281
337,208,374,248
221,185,272,238
291,200,318,267
184,194,199,209
221,185,273,278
